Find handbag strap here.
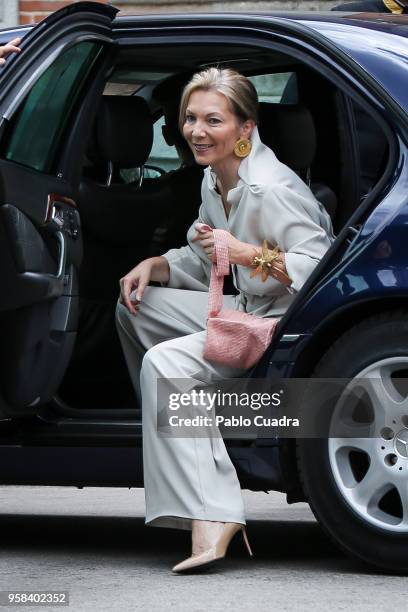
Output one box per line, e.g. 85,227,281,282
208,229,231,317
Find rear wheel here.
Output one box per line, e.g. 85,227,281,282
297,312,408,572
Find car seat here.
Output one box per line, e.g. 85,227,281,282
258,102,338,219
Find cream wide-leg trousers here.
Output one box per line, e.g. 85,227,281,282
115,286,248,531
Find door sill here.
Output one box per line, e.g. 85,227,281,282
48,394,142,420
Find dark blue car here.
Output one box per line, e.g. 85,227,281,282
0,1,407,572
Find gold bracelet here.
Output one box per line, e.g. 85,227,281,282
250,240,280,282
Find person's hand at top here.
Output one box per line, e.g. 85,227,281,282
0,38,22,65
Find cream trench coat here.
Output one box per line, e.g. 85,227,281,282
162,126,335,316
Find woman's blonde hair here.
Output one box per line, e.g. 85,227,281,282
178,67,258,132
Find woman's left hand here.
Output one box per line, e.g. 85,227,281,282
193,225,292,286
192,226,252,266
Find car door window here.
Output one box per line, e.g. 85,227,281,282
3,41,103,173
120,113,180,183
249,72,298,104
147,115,180,173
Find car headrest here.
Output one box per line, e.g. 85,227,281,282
258,102,317,171
93,96,154,168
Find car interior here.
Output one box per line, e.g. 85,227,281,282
0,39,391,418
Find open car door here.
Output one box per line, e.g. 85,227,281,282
0,2,117,415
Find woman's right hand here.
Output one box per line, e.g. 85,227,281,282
119,259,154,316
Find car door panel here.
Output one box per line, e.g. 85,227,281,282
0,4,116,414
0,204,60,308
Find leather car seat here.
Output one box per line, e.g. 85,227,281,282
61,96,169,409
258,102,337,219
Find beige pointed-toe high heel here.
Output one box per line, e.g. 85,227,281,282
172,522,253,574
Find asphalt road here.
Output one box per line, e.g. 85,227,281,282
0,487,405,611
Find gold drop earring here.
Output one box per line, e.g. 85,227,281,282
234,137,252,158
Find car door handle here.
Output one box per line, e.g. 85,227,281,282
53,230,67,281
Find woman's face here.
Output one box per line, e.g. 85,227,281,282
182,89,253,169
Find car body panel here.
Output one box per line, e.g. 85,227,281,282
299,17,408,114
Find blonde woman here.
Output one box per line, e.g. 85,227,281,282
116,68,334,573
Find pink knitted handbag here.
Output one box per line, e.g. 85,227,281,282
199,224,278,369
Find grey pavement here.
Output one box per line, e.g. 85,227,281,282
0,487,404,611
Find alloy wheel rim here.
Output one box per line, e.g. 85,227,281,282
328,357,408,532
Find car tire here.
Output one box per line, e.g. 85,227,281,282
297,311,408,572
